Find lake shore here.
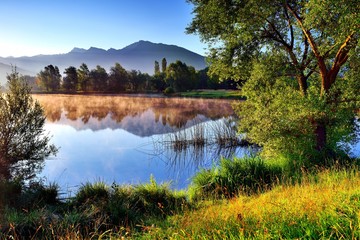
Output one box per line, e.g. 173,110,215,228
31,89,244,100
2,163,360,239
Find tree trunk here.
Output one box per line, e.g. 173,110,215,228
314,121,327,152
297,75,308,95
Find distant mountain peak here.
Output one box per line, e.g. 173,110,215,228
70,47,87,53
87,47,106,53
0,40,206,82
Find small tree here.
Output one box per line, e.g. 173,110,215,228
154,61,160,75
0,70,57,181
77,63,91,92
161,57,167,73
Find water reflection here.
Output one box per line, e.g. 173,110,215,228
33,94,242,192
34,94,235,136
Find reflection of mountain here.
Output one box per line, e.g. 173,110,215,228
34,94,235,137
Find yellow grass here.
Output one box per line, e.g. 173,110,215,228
143,169,360,239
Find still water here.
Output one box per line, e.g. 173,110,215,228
33,94,248,193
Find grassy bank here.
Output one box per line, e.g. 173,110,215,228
2,157,360,239
139,168,360,239
179,89,244,99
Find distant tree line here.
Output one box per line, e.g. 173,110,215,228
31,58,237,93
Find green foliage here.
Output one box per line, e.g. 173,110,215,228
0,70,57,181
89,65,108,92
163,86,174,94
75,181,110,206
154,60,160,75
165,60,197,92
62,66,78,91
189,156,283,199
108,62,128,92
36,64,61,92
73,177,187,226
77,63,90,92
187,0,360,164
235,52,360,163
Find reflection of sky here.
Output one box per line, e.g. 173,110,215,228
35,95,239,194
37,95,360,195
41,123,206,194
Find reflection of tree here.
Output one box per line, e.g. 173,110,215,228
33,94,235,133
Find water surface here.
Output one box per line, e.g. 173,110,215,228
34,94,244,193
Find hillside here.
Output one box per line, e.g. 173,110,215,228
0,40,206,85
0,63,36,85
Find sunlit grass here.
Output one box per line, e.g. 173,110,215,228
140,167,360,239
2,159,360,239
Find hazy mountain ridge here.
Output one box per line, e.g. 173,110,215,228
0,40,206,84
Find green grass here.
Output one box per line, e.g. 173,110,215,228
179,89,244,99
139,167,360,239
2,158,360,239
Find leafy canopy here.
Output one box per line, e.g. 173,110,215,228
187,0,360,161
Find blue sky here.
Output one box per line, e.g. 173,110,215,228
0,0,206,57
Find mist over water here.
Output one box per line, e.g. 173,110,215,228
34,94,245,193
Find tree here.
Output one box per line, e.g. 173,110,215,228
63,66,78,92
36,65,61,92
166,61,197,92
151,73,167,92
161,57,167,73
77,63,90,92
89,65,108,92
128,70,148,92
108,63,128,92
0,70,57,181
154,61,160,75
187,0,359,161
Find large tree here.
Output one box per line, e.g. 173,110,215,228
0,70,57,181
187,0,359,161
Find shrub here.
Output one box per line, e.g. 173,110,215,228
163,86,174,94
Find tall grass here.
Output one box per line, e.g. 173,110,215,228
139,166,360,239
0,176,187,239
189,156,283,200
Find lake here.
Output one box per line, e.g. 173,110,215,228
33,94,252,194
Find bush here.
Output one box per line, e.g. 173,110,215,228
189,156,283,199
163,87,175,94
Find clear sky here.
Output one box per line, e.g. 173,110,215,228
0,0,206,57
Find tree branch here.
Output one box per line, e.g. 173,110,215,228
328,32,358,85
283,5,294,49
264,18,291,49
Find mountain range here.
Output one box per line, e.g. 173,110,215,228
0,40,207,85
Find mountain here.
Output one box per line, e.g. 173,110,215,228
0,41,207,84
